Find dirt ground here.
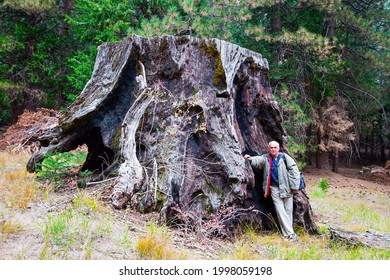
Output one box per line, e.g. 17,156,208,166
0,110,389,260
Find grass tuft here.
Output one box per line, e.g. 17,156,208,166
135,222,185,260
0,217,23,240
73,190,105,214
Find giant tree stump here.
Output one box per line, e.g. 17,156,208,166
27,35,317,234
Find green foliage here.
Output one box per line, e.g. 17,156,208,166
66,0,135,45
66,48,97,95
36,151,88,187
0,88,11,124
286,142,308,170
275,84,311,167
0,2,76,109
64,0,136,96
130,0,265,41
310,178,331,198
318,178,331,193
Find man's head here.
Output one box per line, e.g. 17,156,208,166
268,141,280,158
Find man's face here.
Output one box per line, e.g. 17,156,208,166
268,143,280,158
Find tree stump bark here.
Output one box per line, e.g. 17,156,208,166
27,35,318,234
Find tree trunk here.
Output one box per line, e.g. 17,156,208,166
27,35,318,235
305,124,313,166
271,3,283,63
9,99,19,124
379,115,386,162
329,225,390,250
316,150,330,170
332,148,339,173
365,135,368,155
371,131,375,161
388,139,390,160
316,128,330,170
59,0,73,36
324,12,336,42
379,133,386,162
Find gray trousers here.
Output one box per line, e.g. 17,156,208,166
270,185,294,237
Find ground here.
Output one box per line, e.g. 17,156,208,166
0,110,389,260
304,165,389,229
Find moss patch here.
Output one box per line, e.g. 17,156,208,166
214,55,227,89
199,40,227,89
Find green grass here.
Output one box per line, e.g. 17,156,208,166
310,178,331,198
222,229,390,260
341,202,390,232
308,188,389,233
73,190,105,213
39,207,113,259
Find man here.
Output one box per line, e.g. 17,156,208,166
244,141,300,241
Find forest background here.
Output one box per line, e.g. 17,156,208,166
0,0,389,169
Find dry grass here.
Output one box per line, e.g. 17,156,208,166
135,222,187,260
0,217,23,240
0,151,30,168
0,152,39,209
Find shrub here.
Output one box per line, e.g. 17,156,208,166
36,150,88,187
318,178,331,193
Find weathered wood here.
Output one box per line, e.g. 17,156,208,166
365,165,388,174
111,88,154,209
293,191,318,234
329,225,390,250
26,35,318,234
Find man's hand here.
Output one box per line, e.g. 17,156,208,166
292,189,299,193
244,154,252,161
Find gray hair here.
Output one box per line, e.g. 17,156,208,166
268,141,280,148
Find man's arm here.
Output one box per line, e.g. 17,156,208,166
284,154,300,191
244,154,266,169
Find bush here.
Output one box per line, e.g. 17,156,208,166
36,151,88,187
311,178,331,198
318,178,331,193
